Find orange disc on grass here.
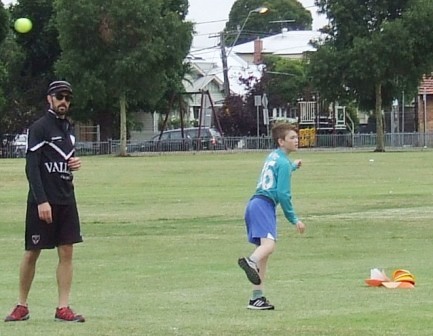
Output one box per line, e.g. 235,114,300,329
392,269,411,279
365,279,383,287
394,275,415,284
397,282,415,289
382,282,400,289
382,281,414,289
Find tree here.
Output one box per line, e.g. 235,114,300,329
309,0,433,151
0,0,61,134
218,95,256,136
225,0,312,46
261,56,310,109
0,3,7,45
0,33,27,133
54,0,193,156
0,3,10,119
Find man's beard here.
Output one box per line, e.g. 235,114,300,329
54,105,68,116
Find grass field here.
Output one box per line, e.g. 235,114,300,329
1,150,433,335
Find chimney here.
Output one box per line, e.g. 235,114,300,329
253,38,263,65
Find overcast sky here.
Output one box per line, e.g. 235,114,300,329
187,0,328,48
1,0,327,48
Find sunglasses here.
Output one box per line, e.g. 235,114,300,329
52,93,72,102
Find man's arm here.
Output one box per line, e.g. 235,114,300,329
25,125,48,204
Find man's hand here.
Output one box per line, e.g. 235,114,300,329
38,202,52,224
68,157,81,171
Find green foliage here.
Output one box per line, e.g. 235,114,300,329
262,56,309,106
0,0,193,139
309,0,433,150
222,56,310,136
0,34,27,133
55,0,192,108
53,0,193,150
10,0,60,79
0,2,8,44
225,0,312,46
0,0,59,133
0,3,10,115
312,0,433,107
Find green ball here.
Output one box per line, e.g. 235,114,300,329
14,18,32,33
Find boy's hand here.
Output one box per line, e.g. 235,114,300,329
294,159,302,168
295,220,305,234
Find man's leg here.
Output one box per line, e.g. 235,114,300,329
19,249,41,305
55,244,85,322
56,244,73,308
5,250,41,322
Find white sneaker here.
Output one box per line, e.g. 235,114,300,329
247,296,275,310
238,257,261,285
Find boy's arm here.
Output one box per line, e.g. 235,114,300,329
276,163,299,225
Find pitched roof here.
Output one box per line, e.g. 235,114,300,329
231,29,324,57
186,47,262,96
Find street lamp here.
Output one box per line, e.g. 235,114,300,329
221,6,268,97
227,6,269,57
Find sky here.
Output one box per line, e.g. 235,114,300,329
1,0,327,48
186,0,328,48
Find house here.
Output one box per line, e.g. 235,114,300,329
183,48,262,121
130,47,263,140
231,28,324,63
181,30,327,134
231,29,348,135
130,29,326,140
418,76,433,133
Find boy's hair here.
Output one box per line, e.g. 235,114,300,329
271,123,298,146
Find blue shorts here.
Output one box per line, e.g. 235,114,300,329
244,196,277,246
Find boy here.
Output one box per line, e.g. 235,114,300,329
238,123,306,310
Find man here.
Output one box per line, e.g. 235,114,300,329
5,81,85,322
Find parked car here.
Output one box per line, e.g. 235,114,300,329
187,127,226,150
141,127,225,152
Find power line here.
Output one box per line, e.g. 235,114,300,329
193,19,228,25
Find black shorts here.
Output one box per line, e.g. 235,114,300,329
25,203,83,250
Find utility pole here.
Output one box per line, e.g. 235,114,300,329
220,7,268,98
220,31,230,98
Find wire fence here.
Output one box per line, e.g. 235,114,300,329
1,132,432,158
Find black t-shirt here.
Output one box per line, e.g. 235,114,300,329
26,110,77,205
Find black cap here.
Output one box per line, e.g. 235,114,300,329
47,81,72,95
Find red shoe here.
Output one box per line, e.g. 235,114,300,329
55,306,85,322
5,305,30,322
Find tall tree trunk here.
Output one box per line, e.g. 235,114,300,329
119,93,128,156
374,82,385,152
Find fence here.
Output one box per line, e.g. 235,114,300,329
1,132,432,158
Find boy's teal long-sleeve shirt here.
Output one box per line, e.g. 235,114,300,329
254,148,299,224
